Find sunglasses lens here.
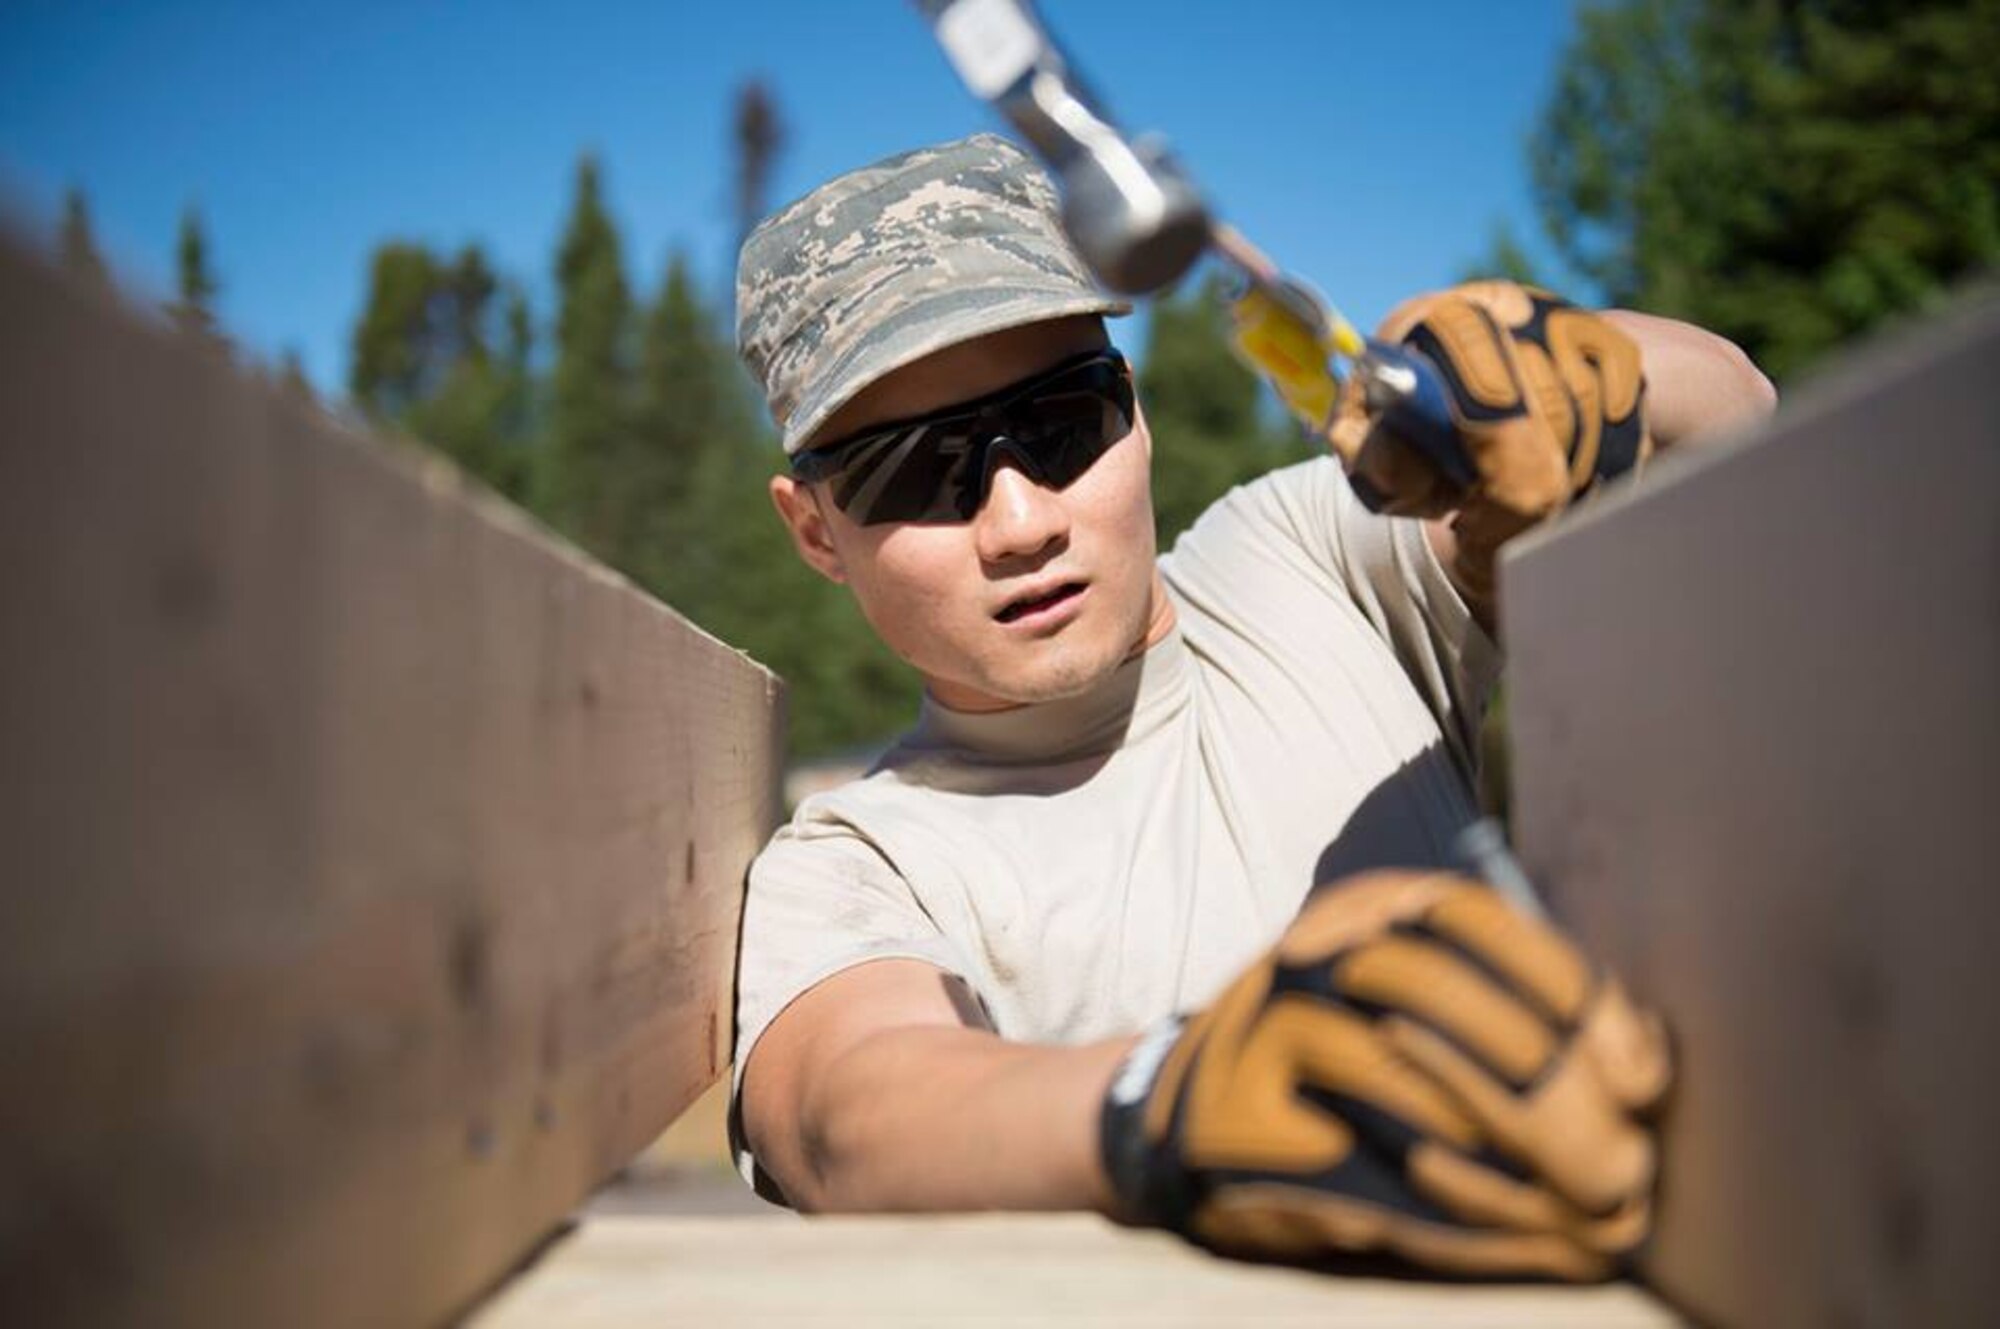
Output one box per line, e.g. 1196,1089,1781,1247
1011,362,1134,489
840,430,972,524
833,424,976,525
805,351,1133,526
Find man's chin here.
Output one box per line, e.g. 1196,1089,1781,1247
993,595,1166,705
988,641,1133,706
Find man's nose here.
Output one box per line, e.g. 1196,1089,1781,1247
973,450,1070,564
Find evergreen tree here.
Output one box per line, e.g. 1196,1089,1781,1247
1139,274,1309,546
1532,0,2000,379
494,288,538,477
58,188,108,288
694,75,926,756
630,250,751,597
623,250,920,757
403,249,533,497
348,241,533,500
329,133,931,761
350,243,451,417
732,80,786,248
541,154,635,550
169,206,225,347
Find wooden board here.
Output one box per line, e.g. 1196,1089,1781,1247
1505,296,2000,1328
0,238,784,1327
473,1213,1684,1327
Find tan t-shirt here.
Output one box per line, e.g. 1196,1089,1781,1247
732,457,1500,1194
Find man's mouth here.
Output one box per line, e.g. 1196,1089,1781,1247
995,580,1087,625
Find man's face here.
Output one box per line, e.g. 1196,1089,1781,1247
770,316,1170,712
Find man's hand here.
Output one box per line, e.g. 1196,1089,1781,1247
1099,870,1672,1281
1329,282,1652,620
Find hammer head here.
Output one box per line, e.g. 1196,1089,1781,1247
1057,135,1212,296
918,0,1212,295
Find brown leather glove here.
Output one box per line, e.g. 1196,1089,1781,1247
1099,870,1671,1281
1328,282,1651,614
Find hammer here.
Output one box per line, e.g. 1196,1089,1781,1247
913,0,1478,506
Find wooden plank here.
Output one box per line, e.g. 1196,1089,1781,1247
1504,297,2000,1328
0,238,784,1328
473,1214,1685,1327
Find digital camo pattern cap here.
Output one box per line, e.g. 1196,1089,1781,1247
737,132,1132,455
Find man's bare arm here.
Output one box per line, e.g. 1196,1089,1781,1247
740,958,1136,1212
1600,308,1778,445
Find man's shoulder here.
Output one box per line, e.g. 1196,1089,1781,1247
1161,454,1345,565
755,739,957,869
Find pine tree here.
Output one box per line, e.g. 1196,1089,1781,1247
541,154,635,551
709,76,920,754
624,248,918,760
348,241,532,500
732,80,786,248
169,206,225,348
493,287,538,490
1532,0,2000,379
629,250,753,595
350,243,449,417
58,188,108,288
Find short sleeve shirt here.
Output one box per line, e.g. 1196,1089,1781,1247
731,457,1499,1193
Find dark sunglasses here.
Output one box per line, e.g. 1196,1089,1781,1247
790,348,1135,526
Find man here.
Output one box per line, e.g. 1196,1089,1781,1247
730,134,1774,1277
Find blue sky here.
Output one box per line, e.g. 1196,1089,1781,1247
1,1,1579,396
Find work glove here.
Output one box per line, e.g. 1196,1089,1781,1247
1328,282,1651,615
1099,870,1671,1281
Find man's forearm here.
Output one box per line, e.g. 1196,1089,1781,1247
782,1025,1135,1213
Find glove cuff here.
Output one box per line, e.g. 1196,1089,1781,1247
1099,1014,1189,1228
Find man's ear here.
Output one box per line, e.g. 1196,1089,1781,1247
769,474,848,584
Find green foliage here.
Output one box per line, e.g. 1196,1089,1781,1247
316,124,1384,762
1532,0,2000,380
157,114,1343,764
333,149,916,760
1140,274,1314,546
666,429,921,759
629,250,747,582
169,206,224,346
622,246,920,758
542,154,636,549
348,241,535,500
58,188,108,287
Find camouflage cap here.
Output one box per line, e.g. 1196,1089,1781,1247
737,132,1132,455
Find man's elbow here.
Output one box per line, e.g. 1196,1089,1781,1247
739,1088,843,1214
785,1100,870,1213
745,1048,886,1214
1688,328,1779,438
1603,309,1778,441
1714,331,1778,419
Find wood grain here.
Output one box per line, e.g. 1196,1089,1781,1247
474,1214,1684,1327
0,238,784,1328
1505,297,2000,1328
